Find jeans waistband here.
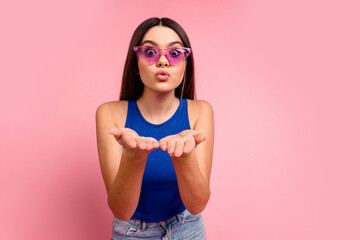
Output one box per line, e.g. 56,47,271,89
129,210,185,230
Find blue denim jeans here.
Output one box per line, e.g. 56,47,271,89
111,209,206,240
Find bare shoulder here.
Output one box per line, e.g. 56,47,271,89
187,99,214,129
96,100,128,128
187,99,214,116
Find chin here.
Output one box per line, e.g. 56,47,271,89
145,85,177,94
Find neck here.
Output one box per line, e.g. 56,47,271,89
136,88,180,122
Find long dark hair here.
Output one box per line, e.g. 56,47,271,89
119,17,196,100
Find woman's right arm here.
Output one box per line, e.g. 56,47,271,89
95,102,158,221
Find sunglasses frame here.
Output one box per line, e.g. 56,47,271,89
134,45,192,64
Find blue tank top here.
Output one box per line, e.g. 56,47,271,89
124,97,190,222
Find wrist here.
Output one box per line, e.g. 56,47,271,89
171,150,194,163
122,148,149,163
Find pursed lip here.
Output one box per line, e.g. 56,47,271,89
156,70,170,76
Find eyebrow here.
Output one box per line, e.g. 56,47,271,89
141,40,184,47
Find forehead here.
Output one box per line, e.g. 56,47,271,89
141,26,183,47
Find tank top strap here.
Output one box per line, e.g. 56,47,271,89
175,97,190,130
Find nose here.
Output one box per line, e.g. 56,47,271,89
156,54,169,68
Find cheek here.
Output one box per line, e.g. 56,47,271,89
138,61,150,75
175,62,186,75
137,59,144,71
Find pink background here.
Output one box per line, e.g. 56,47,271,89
1,0,359,239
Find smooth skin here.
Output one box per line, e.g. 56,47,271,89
96,26,214,220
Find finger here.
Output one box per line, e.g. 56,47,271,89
167,140,176,156
120,133,137,149
144,138,155,150
108,127,122,139
159,139,168,151
183,138,195,154
193,132,206,144
108,127,120,133
136,137,147,150
151,138,160,149
174,140,185,157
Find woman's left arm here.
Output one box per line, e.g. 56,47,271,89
159,100,214,215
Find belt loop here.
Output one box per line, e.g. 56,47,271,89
141,221,146,230
176,214,182,222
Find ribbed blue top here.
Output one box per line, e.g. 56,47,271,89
125,97,191,222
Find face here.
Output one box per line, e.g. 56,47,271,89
137,26,186,95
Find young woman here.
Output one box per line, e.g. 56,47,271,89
96,17,214,239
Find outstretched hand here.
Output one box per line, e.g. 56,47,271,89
108,127,159,152
159,129,206,158
108,128,205,158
